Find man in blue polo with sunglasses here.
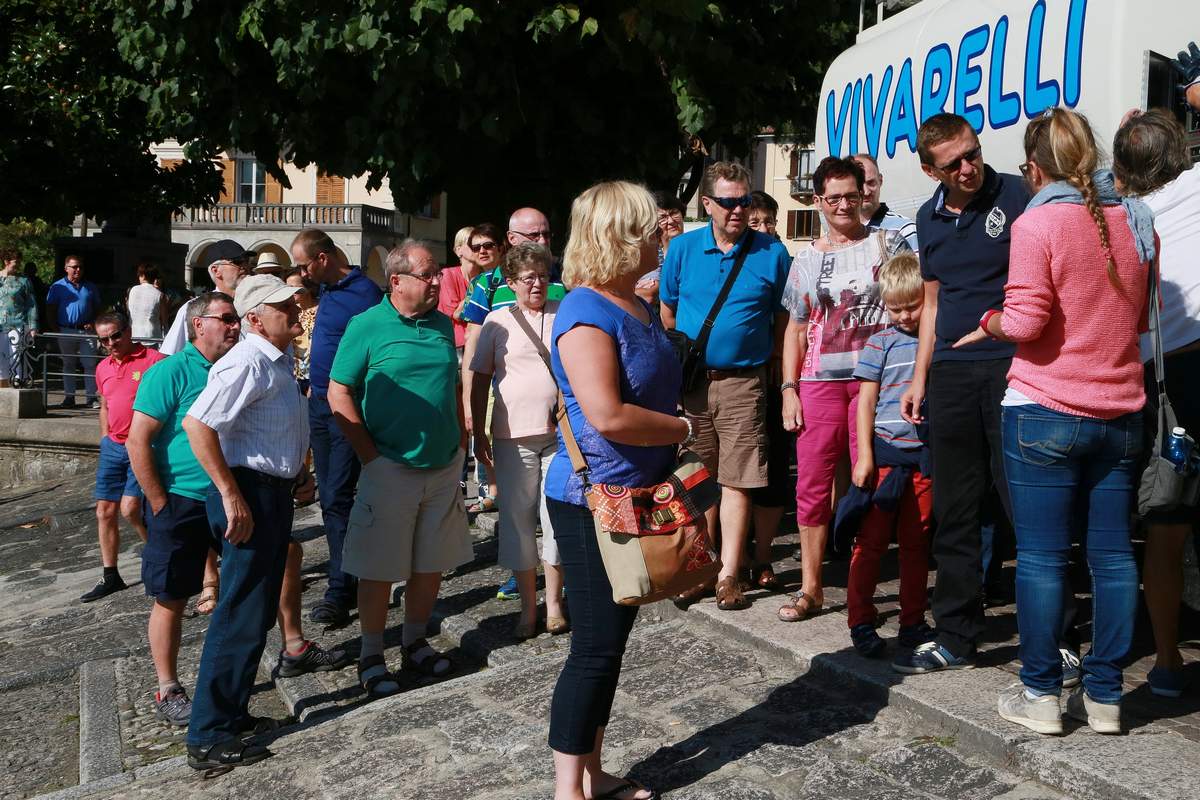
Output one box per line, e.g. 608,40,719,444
660,161,791,613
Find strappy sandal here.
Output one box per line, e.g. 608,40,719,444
673,579,713,609
777,590,823,622
751,563,781,591
593,777,661,800
715,575,751,611
187,738,272,774
401,638,455,678
357,654,401,699
196,581,219,615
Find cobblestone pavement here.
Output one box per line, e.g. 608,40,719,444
102,617,1065,800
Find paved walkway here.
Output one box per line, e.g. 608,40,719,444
1,473,1195,800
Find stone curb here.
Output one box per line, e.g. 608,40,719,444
658,592,1198,800
78,659,122,785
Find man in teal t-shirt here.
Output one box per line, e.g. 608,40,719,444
126,292,241,728
328,240,472,695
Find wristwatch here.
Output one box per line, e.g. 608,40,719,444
780,381,798,392
680,416,697,447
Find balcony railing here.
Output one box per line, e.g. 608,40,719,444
789,174,814,200
172,203,406,234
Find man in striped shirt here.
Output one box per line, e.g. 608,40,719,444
855,153,919,251
182,275,347,770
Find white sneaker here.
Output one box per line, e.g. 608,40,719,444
1066,687,1121,734
997,683,1063,735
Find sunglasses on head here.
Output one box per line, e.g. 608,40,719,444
705,194,752,210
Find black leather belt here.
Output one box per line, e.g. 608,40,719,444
232,466,294,489
705,364,765,381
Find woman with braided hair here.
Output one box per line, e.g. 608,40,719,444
954,107,1157,736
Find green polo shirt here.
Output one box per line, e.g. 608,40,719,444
330,297,460,469
131,342,215,501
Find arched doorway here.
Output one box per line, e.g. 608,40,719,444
365,246,389,288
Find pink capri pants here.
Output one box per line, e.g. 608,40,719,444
795,379,860,526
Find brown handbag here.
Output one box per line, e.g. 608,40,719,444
507,305,723,605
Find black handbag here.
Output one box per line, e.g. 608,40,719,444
664,229,754,394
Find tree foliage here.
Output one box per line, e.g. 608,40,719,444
113,0,856,224
4,1,857,228
0,1,223,225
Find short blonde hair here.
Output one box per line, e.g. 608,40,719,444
453,226,474,251
562,181,657,289
878,252,923,303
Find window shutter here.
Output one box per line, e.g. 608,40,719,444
265,166,283,203
221,158,236,202
315,173,345,204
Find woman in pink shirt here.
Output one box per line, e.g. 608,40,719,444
468,243,566,639
957,108,1154,736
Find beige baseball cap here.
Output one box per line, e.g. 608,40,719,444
234,274,301,316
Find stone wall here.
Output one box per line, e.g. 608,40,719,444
0,418,99,491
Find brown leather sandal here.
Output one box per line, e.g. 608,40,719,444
672,579,712,609
715,575,751,611
777,590,823,622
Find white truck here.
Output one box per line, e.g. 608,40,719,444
815,0,1200,216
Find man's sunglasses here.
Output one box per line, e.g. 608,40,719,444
933,145,982,174
96,329,127,344
197,313,242,326
469,241,498,253
705,194,753,210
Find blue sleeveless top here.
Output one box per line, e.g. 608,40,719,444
544,287,682,507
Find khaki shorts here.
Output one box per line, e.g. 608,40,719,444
342,452,473,582
683,366,769,489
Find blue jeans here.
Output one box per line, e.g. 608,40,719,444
547,498,638,754
188,469,293,747
309,394,360,608
1002,404,1141,703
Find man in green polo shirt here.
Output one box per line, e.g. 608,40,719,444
329,238,472,698
126,292,240,728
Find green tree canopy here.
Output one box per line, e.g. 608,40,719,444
0,1,222,225
5,1,857,229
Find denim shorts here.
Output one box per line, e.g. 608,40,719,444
94,436,143,502
140,493,216,601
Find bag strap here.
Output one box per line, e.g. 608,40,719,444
509,305,591,483
692,228,754,356
1147,255,1172,450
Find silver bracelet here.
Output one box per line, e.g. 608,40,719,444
680,415,696,447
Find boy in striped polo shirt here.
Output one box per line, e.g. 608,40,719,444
846,252,935,658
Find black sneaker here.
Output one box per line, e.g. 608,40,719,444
898,621,936,649
850,623,887,658
80,576,127,603
308,599,351,628
155,686,192,727
187,739,272,771
277,641,351,677
59,397,77,409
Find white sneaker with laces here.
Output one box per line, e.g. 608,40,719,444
997,683,1063,735
1066,687,1121,734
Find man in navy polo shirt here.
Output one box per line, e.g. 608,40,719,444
46,254,101,408
893,113,1029,674
290,228,383,627
660,161,791,612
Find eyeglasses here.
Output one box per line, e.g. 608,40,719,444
933,145,982,174
197,313,242,327
511,229,551,242
96,329,127,344
400,271,442,285
469,241,498,253
705,194,752,210
512,274,549,286
1018,161,1033,176
820,193,863,207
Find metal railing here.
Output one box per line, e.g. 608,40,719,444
15,332,162,411
172,203,406,234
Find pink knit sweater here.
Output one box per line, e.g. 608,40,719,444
1001,203,1150,419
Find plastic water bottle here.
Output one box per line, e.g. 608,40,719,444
1166,427,1194,475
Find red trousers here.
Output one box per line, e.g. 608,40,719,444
847,467,933,629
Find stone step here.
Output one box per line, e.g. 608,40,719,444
660,543,1200,800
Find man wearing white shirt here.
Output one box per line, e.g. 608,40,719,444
181,275,328,770
160,240,252,356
